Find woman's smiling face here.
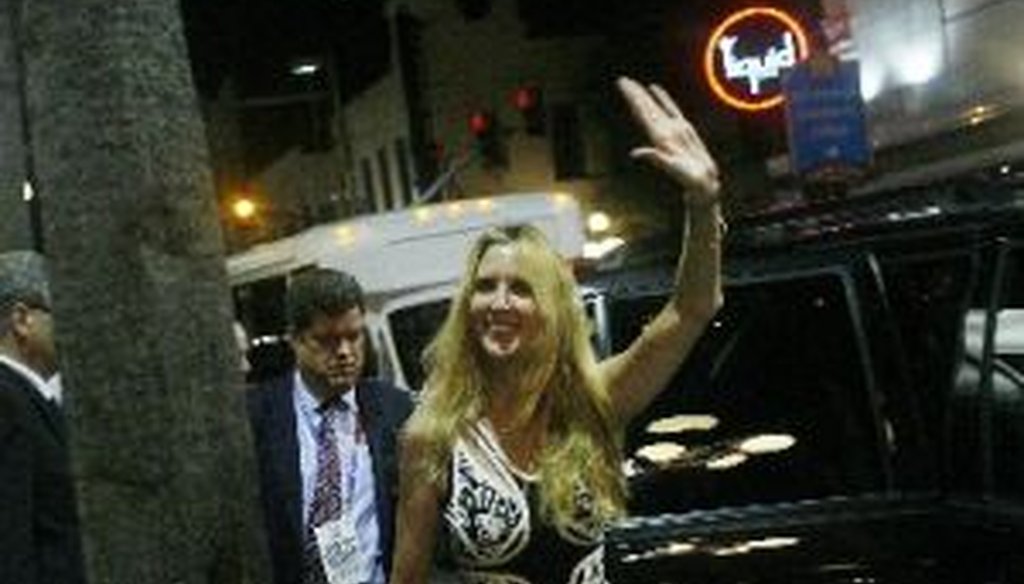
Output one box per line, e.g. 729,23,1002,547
469,243,545,362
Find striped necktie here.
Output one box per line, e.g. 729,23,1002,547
302,398,347,584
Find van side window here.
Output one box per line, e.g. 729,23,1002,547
232,275,294,383
387,299,451,392
617,272,884,515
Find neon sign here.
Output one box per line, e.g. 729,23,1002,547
704,7,810,112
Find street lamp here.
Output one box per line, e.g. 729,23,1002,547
587,211,611,234
231,196,258,222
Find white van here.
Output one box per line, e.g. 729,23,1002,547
228,192,586,390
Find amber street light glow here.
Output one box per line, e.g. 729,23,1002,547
587,211,611,234
232,198,257,220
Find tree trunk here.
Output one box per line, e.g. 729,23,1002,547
21,1,271,582
0,0,32,250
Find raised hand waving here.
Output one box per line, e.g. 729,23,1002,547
617,76,721,207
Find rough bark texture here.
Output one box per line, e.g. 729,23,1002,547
0,0,32,250
21,1,271,582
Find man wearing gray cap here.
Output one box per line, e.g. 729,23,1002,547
0,251,85,584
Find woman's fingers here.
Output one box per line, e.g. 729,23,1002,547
629,147,676,174
617,77,667,132
621,78,700,148
649,84,684,120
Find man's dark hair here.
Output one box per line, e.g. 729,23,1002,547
286,268,365,333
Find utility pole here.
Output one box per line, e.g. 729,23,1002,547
22,1,271,582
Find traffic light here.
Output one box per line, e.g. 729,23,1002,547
469,111,491,136
468,110,506,168
512,85,545,135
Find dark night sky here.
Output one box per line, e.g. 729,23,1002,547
178,0,819,175
178,0,634,170
180,0,395,170
180,0,820,102
181,0,390,99
179,0,637,101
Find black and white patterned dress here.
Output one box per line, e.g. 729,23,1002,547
443,420,606,584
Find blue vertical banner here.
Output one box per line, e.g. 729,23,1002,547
783,58,871,180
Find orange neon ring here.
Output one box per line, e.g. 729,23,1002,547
703,7,810,112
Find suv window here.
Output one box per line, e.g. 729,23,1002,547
883,244,1024,501
990,246,1024,500
615,271,885,514
878,252,978,491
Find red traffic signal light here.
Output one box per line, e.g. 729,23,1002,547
511,85,545,135
469,111,492,136
467,110,506,168
512,86,539,111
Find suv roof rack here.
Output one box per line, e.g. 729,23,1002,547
730,176,1024,250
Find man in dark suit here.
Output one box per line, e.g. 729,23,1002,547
248,268,413,584
0,251,85,584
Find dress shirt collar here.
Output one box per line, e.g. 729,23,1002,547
0,354,57,403
293,370,358,418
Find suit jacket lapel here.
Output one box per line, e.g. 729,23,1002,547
356,382,385,488
0,361,65,443
29,391,66,443
356,382,392,525
267,377,304,545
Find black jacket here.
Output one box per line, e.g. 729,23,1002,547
0,361,85,584
247,375,413,584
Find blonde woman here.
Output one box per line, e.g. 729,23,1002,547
391,77,724,584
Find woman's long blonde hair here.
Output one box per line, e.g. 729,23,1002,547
404,225,626,526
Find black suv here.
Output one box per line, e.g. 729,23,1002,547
593,180,1024,583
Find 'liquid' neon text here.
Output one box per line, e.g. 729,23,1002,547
718,32,797,95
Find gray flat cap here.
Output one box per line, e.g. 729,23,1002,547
0,251,51,313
